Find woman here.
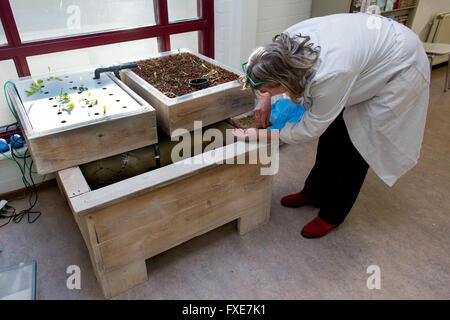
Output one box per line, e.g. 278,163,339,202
234,13,430,238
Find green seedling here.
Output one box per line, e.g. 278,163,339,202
149,58,160,67
47,76,62,81
57,88,71,104
25,78,44,96
173,77,182,88
46,67,62,81
62,102,75,112
79,84,88,92
81,92,98,106
103,105,107,115
82,98,98,106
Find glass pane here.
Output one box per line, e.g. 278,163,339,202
10,0,156,42
0,20,7,45
170,31,199,53
168,0,199,23
0,60,19,126
27,38,159,75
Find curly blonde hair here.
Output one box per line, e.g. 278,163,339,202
240,33,321,103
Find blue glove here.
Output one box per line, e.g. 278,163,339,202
267,99,305,130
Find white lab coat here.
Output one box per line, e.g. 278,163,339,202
279,13,430,187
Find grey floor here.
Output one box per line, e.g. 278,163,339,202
1,65,449,300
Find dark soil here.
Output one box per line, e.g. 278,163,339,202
131,52,240,98
229,114,272,129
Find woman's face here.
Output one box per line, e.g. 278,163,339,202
258,85,287,96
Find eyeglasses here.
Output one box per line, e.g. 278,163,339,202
242,61,268,88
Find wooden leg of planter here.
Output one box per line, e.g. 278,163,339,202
237,204,270,236
102,260,148,298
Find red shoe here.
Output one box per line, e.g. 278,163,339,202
281,192,320,208
301,217,337,238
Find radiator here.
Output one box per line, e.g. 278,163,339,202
426,11,450,65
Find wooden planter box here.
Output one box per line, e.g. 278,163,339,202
120,49,255,138
57,122,274,298
6,70,157,175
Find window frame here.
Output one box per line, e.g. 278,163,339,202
0,0,214,77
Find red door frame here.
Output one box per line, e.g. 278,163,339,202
0,0,214,77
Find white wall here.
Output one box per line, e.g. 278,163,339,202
256,0,312,46
214,0,312,71
214,0,259,71
412,0,450,41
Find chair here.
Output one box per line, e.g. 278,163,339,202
423,42,450,92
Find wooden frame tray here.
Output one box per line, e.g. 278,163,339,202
120,49,255,138
6,70,157,175
57,122,274,298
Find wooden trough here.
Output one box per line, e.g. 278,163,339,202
6,70,157,175
56,122,274,298
120,49,255,138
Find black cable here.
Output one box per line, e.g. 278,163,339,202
0,146,42,228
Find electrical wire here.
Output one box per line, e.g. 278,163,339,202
0,147,42,228
4,81,18,122
0,80,42,227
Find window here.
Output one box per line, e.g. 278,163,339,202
10,0,157,42
27,38,160,75
170,31,199,53
0,0,214,77
168,0,199,23
0,21,6,45
0,60,19,126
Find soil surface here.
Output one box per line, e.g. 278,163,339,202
132,53,240,98
229,114,272,129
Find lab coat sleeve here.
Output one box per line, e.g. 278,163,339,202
280,71,357,144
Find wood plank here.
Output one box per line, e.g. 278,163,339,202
56,167,90,198
29,112,157,174
103,260,148,298
92,162,267,242
94,164,272,270
69,140,265,215
121,71,172,134
170,87,254,135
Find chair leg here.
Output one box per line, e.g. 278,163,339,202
445,57,449,92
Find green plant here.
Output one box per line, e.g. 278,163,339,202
62,102,75,112
149,58,160,67
173,77,182,89
57,88,71,105
82,92,98,106
24,79,44,97
78,76,89,92
46,67,62,81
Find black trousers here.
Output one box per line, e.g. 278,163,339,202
301,112,369,226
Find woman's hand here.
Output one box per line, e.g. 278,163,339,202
254,92,272,128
